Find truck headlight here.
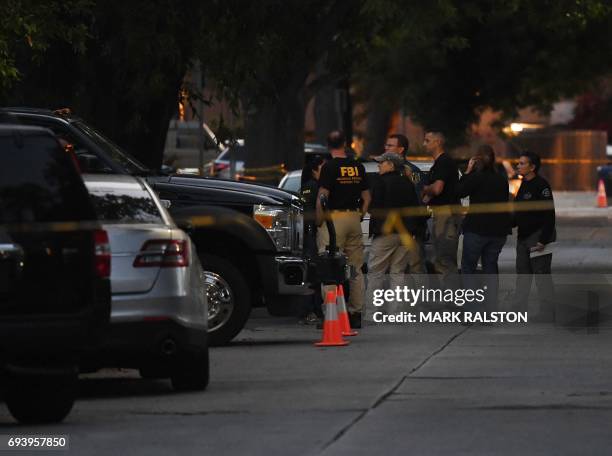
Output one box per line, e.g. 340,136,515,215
253,204,292,251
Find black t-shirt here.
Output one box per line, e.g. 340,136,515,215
428,153,458,206
318,157,368,210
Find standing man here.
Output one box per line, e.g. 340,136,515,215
421,131,459,284
512,151,556,321
384,134,428,275
365,152,421,319
316,131,371,328
297,156,326,325
384,134,425,197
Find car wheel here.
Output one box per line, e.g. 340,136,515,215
170,349,210,392
201,253,251,346
5,372,77,424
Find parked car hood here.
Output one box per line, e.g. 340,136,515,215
151,175,300,206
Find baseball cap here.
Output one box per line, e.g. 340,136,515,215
374,152,404,169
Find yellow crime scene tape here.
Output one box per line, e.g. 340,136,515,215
0,200,563,235
313,200,557,249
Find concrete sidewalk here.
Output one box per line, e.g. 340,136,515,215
554,191,612,218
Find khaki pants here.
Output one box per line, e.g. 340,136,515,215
365,234,410,318
317,211,364,314
407,234,427,275
431,207,459,287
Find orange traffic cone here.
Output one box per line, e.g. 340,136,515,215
336,285,358,336
315,290,349,347
597,179,608,208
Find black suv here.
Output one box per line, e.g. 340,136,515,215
0,124,111,423
1,108,308,346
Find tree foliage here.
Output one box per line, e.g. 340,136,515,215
2,0,612,170
195,0,361,172
0,0,92,91
2,0,204,168
357,0,612,146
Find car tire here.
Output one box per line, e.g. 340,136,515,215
200,253,252,346
170,349,210,392
5,372,77,424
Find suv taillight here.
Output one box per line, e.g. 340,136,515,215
133,240,189,268
94,230,111,278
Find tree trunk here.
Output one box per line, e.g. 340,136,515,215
314,84,339,145
340,78,353,146
363,94,395,158
243,86,306,184
113,79,183,170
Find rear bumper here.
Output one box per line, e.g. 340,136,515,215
0,279,110,365
110,293,207,329
83,292,207,367
0,313,106,362
86,320,207,368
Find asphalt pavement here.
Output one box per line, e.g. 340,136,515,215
3,316,611,455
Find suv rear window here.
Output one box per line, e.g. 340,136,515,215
0,131,96,223
86,186,163,224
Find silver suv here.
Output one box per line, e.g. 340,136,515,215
83,174,209,391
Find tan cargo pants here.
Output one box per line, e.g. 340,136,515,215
364,234,410,318
317,211,365,314
431,206,459,284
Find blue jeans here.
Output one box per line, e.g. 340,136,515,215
461,232,506,274
461,232,506,312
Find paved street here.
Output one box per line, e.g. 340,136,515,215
3,317,611,455
0,200,610,455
